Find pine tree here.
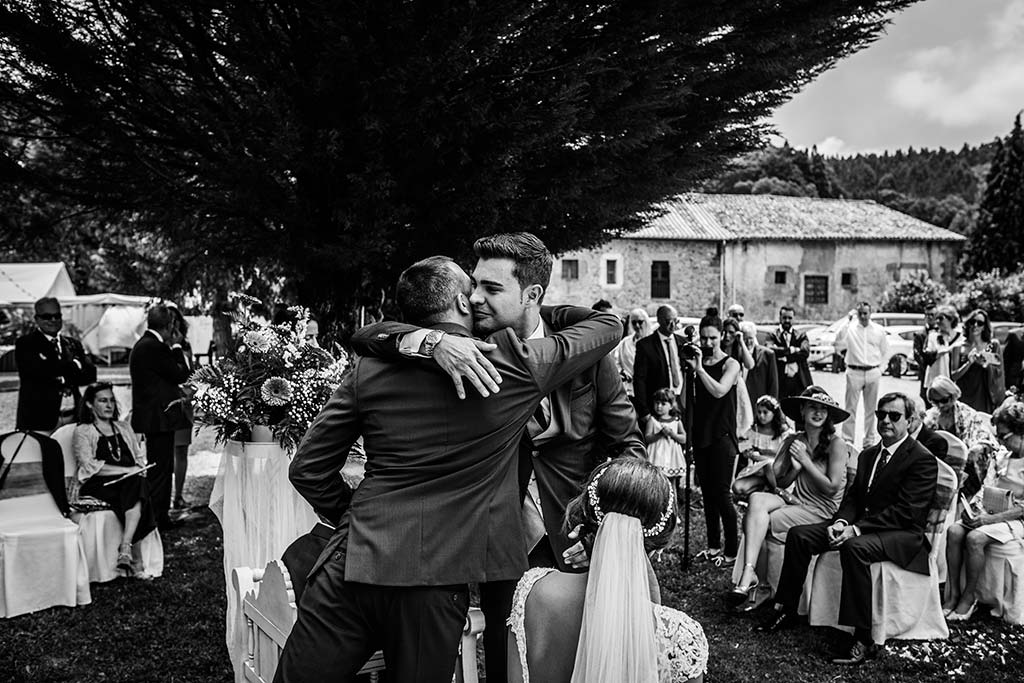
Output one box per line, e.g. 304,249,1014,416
965,114,1024,274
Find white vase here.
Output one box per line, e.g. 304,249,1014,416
249,424,274,442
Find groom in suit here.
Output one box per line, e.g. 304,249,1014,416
277,255,623,683
350,233,644,683
759,391,937,664
15,297,97,432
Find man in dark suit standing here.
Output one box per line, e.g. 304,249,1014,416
632,304,688,420
758,391,938,665
349,233,644,683
15,297,96,432
276,255,622,682
129,304,190,531
765,305,812,400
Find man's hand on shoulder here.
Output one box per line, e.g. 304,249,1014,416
433,335,502,400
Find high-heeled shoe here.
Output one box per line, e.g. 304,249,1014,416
725,564,760,608
945,601,978,622
117,543,133,575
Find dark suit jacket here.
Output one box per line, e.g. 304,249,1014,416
129,331,191,434
745,345,779,403
632,332,687,418
913,328,937,392
1003,330,1024,392
833,437,938,574
289,306,622,586
915,424,951,469
764,326,812,395
280,521,335,602
15,330,97,431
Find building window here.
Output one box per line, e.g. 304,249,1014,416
804,275,829,305
600,254,622,288
561,259,579,280
841,271,856,288
651,261,670,299
774,271,787,285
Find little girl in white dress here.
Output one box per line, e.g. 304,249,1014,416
507,458,708,683
645,388,688,512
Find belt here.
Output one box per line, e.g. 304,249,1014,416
847,364,878,371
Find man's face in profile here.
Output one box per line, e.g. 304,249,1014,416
656,307,678,336
470,258,528,336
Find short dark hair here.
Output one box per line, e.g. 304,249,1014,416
34,297,59,313
473,232,553,299
78,382,119,424
878,391,914,419
396,256,468,325
779,305,795,316
147,304,174,331
592,299,613,312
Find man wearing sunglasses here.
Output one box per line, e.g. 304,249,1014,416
14,297,97,432
759,392,937,665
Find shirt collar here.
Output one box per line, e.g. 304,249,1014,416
527,318,545,341
881,433,909,455
910,425,923,440
148,329,164,344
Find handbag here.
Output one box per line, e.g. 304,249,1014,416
981,485,1014,514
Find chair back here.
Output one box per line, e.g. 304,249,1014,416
925,458,958,551
51,424,79,500
0,433,61,520
934,430,967,486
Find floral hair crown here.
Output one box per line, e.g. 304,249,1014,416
587,465,674,538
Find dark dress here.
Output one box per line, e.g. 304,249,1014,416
691,355,739,556
955,341,1000,414
78,427,157,543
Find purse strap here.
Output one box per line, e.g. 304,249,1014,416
0,432,30,493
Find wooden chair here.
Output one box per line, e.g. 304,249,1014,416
0,431,91,617
52,424,164,582
233,560,485,683
805,458,957,644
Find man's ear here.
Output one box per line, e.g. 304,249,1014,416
455,292,472,315
522,284,544,306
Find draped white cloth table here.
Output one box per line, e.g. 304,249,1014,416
209,440,319,681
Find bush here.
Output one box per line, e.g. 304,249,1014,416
880,273,950,313
950,270,1024,322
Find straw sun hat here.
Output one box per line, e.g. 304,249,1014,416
781,385,851,423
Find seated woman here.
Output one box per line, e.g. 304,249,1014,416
924,376,998,495
508,458,708,683
726,386,849,607
733,395,793,501
943,398,1024,621
72,382,157,575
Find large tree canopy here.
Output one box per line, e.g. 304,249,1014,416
0,0,919,311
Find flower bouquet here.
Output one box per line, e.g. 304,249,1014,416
189,302,348,452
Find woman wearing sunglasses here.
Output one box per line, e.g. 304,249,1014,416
942,398,1024,622
950,308,1005,414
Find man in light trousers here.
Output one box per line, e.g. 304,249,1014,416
835,302,888,448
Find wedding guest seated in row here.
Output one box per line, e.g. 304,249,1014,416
943,399,1024,621
508,457,708,683
73,382,157,575
924,376,998,495
727,387,848,607
950,308,1005,415
734,395,792,492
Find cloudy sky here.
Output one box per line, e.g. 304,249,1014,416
771,0,1024,156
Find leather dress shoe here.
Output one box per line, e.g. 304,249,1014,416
832,640,879,665
755,609,798,633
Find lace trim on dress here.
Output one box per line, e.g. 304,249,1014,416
654,605,709,681
508,567,557,683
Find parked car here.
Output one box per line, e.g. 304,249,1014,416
809,317,922,377
991,321,1024,345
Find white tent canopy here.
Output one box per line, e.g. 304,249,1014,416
0,263,76,305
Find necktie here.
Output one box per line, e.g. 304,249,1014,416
527,397,551,440
869,448,891,490
52,336,62,357
666,338,680,391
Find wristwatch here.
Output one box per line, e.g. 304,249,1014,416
420,329,446,357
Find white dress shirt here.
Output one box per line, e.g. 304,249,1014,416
836,320,888,368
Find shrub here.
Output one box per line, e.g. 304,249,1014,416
949,270,1024,322
880,273,950,313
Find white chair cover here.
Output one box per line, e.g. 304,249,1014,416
0,433,91,618
806,458,957,644
932,431,966,583
51,424,164,582
969,539,1024,625
210,440,319,682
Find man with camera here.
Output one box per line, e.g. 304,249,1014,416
633,305,696,420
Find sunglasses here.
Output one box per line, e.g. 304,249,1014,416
965,319,986,327
36,313,63,321
929,395,954,407
874,409,905,423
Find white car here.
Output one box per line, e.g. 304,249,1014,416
809,319,921,378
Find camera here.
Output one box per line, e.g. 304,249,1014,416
680,342,701,361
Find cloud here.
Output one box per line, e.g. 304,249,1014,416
888,1,1024,129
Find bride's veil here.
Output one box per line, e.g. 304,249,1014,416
570,511,659,683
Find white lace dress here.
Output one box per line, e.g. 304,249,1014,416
509,568,709,682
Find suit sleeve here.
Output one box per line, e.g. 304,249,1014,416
349,321,421,358
765,349,779,400
14,336,60,380
67,338,97,386
765,333,787,361
592,354,646,461
511,307,622,397
858,448,937,533
833,449,870,523
289,362,359,525
632,342,651,418
791,333,810,363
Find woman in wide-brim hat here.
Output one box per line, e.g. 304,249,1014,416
727,384,850,610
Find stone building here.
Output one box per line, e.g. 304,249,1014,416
546,193,966,321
